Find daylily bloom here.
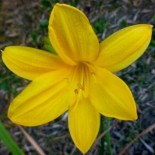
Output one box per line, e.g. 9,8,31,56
2,3,152,153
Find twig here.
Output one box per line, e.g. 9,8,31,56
118,123,155,155
18,125,46,155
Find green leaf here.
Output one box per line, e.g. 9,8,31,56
41,0,52,8
69,0,79,6
0,121,24,155
42,36,57,54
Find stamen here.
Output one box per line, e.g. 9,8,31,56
73,62,93,98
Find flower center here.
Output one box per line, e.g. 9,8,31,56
73,62,94,98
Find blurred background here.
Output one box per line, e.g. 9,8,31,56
0,0,155,155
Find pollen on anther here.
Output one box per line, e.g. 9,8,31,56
74,89,79,94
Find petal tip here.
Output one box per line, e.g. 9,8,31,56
8,111,18,125
142,24,153,30
127,110,138,121
77,146,89,154
140,24,153,31
135,24,153,29
148,24,153,28
54,3,62,9
54,3,71,9
132,113,138,120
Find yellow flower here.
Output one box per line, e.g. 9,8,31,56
2,3,152,154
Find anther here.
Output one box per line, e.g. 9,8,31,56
74,89,79,94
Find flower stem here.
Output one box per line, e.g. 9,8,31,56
105,117,112,155
99,116,105,155
99,117,112,155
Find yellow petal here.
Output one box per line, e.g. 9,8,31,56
90,68,137,120
68,98,100,153
8,69,76,126
2,46,66,80
49,3,99,65
96,24,152,72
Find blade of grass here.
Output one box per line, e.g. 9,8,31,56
0,121,24,155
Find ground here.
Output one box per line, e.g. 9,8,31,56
0,0,155,155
